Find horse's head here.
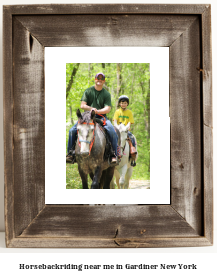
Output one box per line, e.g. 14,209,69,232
114,122,130,149
76,109,96,156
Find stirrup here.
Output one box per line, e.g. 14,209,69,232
111,156,118,164
66,151,76,164
131,160,136,167
109,156,119,166
130,146,137,155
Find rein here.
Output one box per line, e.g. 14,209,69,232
121,138,130,155
97,114,106,126
121,140,127,155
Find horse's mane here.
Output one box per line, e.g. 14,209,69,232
79,111,94,124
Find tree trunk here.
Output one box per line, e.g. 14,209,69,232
140,78,150,141
140,75,150,173
88,63,92,86
66,63,80,99
116,63,122,109
130,65,135,133
70,106,74,125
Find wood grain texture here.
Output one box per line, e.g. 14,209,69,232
3,7,14,247
20,205,199,238
203,126,213,243
202,6,212,128
201,6,213,244
4,4,207,15
16,15,197,47
7,237,212,248
3,4,213,248
170,17,202,235
13,17,45,237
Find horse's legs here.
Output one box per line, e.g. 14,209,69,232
116,178,120,189
91,166,102,189
124,166,133,189
119,164,128,189
110,177,116,189
114,169,120,189
78,166,88,189
89,172,94,180
102,167,115,189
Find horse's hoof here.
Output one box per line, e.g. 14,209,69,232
91,182,99,189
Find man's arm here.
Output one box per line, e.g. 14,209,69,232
97,106,111,115
80,101,111,114
80,101,93,111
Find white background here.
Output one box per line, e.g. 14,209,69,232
0,0,216,276
45,47,170,204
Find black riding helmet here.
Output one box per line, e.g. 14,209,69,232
118,95,129,105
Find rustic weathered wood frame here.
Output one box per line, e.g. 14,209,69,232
3,4,213,248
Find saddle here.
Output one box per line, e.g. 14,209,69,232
127,135,137,167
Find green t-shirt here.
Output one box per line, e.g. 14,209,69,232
81,86,112,111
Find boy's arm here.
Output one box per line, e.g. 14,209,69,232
129,110,134,125
113,110,119,127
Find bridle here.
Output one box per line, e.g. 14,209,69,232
77,114,106,156
77,122,95,156
120,133,129,155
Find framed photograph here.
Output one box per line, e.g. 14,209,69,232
3,4,213,248
45,47,170,204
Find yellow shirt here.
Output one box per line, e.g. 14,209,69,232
113,108,134,125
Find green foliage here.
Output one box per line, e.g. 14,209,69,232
66,63,150,188
66,164,83,189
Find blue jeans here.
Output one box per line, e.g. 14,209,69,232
67,115,118,156
128,131,136,147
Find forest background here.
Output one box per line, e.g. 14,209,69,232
66,63,150,189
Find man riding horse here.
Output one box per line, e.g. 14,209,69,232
66,72,119,164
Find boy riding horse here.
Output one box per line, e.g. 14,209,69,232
113,95,137,165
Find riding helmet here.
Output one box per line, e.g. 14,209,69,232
118,95,129,105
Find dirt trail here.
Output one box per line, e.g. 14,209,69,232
129,180,150,189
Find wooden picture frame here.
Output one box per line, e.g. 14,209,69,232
3,4,213,248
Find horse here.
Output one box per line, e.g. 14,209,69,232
112,122,138,189
75,109,120,189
